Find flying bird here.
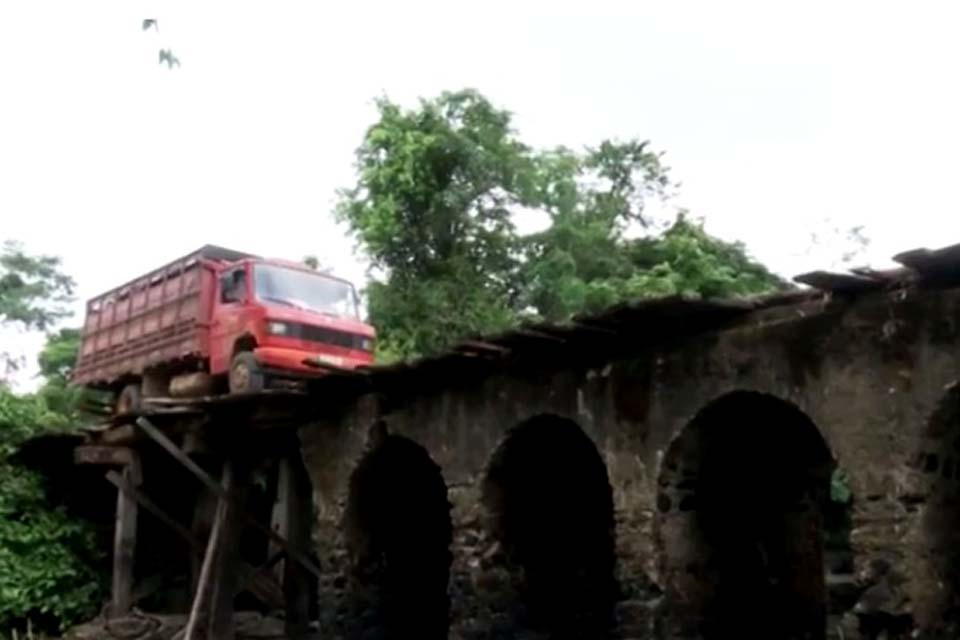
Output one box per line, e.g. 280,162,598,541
142,19,158,31
159,49,180,68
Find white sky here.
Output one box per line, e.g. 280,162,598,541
3,1,960,387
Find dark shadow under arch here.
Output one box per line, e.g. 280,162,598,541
657,391,835,640
343,434,452,640
482,414,616,637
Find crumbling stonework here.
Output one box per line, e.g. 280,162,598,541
297,285,960,639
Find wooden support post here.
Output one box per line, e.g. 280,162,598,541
184,463,233,640
192,466,221,594
136,417,323,579
109,455,141,618
207,461,250,640
105,470,285,610
270,455,313,639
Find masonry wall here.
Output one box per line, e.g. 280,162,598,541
297,285,960,639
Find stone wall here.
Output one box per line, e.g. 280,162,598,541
297,285,960,639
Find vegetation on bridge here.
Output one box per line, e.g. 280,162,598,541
337,90,786,361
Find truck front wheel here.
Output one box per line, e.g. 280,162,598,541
229,352,265,394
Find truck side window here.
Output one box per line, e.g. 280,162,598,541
220,269,246,303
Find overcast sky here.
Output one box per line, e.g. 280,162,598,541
3,1,960,386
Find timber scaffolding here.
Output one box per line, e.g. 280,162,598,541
63,240,960,640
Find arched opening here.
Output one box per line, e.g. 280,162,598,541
343,434,452,640
656,391,834,640
482,414,616,636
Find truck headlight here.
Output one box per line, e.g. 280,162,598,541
267,321,289,335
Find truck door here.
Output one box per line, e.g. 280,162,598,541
209,266,250,375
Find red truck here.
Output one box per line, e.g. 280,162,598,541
73,245,376,413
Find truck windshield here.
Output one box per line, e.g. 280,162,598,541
254,264,359,319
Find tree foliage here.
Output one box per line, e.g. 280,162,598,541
35,328,91,421
0,392,104,632
338,90,785,361
337,90,533,357
0,244,103,632
0,241,74,332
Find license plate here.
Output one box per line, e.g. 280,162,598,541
315,354,344,367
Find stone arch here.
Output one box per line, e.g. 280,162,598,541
481,413,616,636
342,433,452,639
655,391,835,640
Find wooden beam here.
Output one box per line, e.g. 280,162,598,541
184,464,231,640
207,462,249,640
75,445,136,467
457,339,510,354
109,458,140,618
136,417,323,580
793,270,883,293
277,456,313,639
105,470,284,610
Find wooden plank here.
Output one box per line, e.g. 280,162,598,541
893,243,960,280
279,456,313,639
184,463,231,640
109,462,139,618
75,445,135,467
793,270,883,293
207,461,249,640
457,339,511,354
136,417,323,580
96,424,137,446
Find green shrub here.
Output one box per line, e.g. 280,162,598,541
0,391,104,632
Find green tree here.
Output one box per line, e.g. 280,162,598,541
337,90,535,359
0,391,103,632
338,89,786,361
0,241,74,332
0,243,104,632
35,328,90,420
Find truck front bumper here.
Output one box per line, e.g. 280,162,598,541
254,346,370,376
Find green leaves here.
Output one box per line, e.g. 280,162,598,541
0,241,74,332
0,393,104,632
0,246,104,632
338,90,532,360
338,89,785,361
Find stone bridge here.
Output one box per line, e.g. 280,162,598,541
296,244,960,640
44,244,960,640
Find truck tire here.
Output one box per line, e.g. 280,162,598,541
116,383,143,415
229,352,265,394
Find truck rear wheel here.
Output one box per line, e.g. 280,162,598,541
116,383,143,415
229,352,265,394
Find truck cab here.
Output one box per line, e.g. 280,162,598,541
210,258,375,393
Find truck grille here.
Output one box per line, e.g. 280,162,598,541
288,323,367,350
